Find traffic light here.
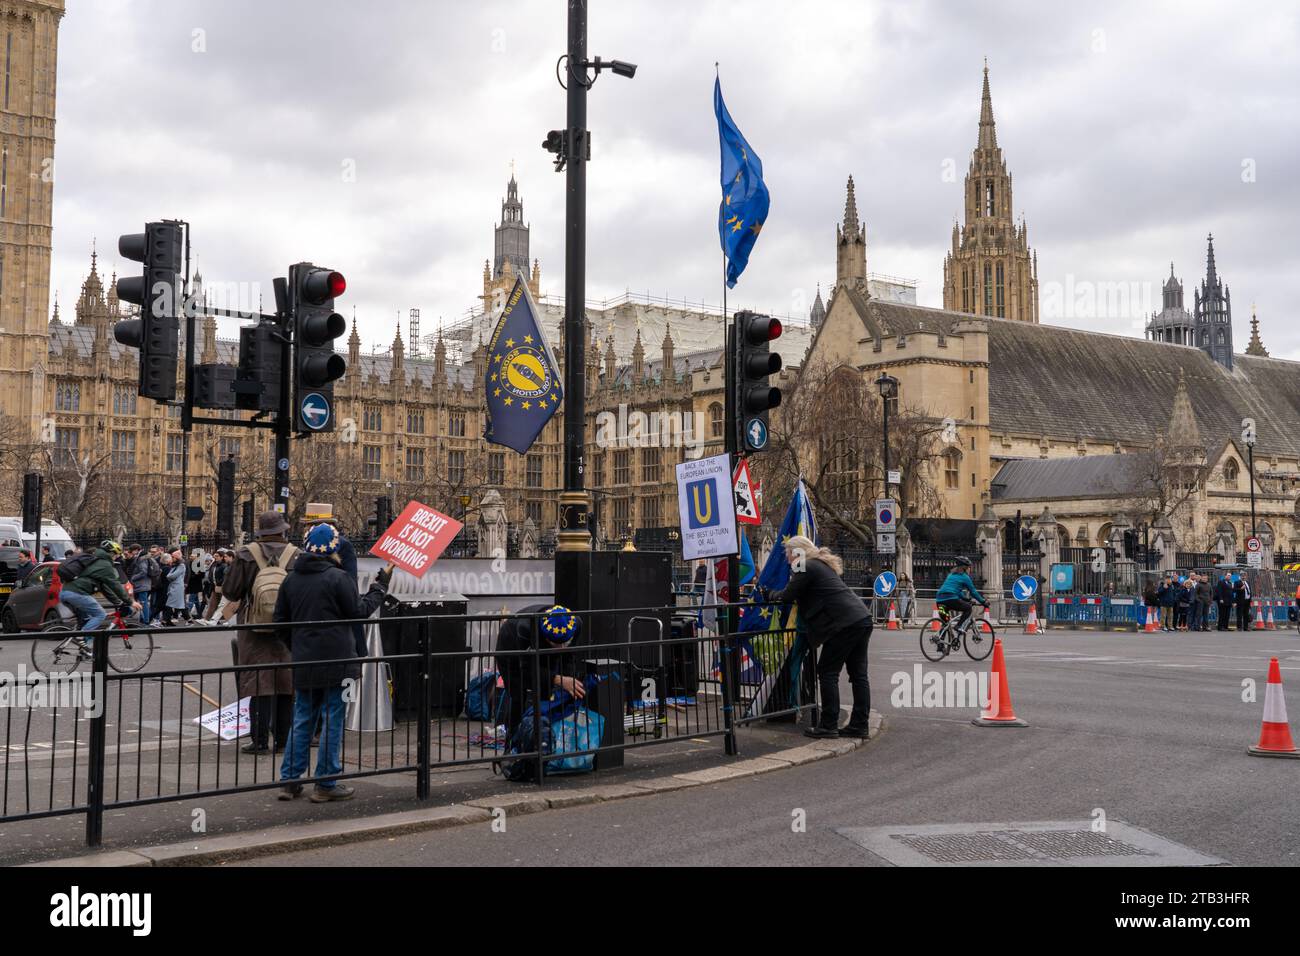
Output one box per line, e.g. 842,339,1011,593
216,458,236,541
732,310,783,453
375,495,393,532
290,262,347,434
235,319,283,412
21,472,41,534
241,499,255,537
113,221,184,402
192,363,237,409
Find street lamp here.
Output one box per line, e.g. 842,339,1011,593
1242,417,1257,539
875,372,899,493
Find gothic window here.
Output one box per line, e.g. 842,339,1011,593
112,387,137,416
643,496,662,527
218,437,240,460
447,449,466,485
983,263,992,316
985,181,995,217
589,452,603,488
405,447,424,482
944,449,960,490
487,452,505,486
363,406,382,431
709,402,723,438
613,497,632,533
995,263,1005,318
525,454,543,489
1,147,8,219
1216,329,1226,345
53,428,79,468
111,431,136,470
406,408,424,434
56,382,81,411
3,33,9,111
165,435,183,472
1224,459,1240,490
641,447,660,483
449,410,466,437
525,500,542,525
362,444,382,481
614,450,631,485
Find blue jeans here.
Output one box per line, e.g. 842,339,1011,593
135,592,151,625
59,589,106,636
279,687,347,789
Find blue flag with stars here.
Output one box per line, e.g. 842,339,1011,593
483,277,563,454
714,76,770,288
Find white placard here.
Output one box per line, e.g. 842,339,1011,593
193,697,251,740
675,453,739,562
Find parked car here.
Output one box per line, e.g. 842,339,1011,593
0,559,134,634
0,545,24,614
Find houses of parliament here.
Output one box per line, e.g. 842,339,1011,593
2,0,1298,562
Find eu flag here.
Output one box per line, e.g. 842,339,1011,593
483,276,563,454
714,76,770,288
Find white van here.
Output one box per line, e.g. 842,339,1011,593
0,518,76,560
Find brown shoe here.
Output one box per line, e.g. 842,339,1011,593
309,783,355,803
277,784,303,801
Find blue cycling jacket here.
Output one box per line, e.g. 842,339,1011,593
935,571,986,605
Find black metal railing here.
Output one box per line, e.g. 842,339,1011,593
1,603,808,848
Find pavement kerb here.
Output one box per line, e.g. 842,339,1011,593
24,710,881,867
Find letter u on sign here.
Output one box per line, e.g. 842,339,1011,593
687,478,719,529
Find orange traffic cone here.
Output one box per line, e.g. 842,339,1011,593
886,601,899,630
972,638,1028,727
1254,601,1266,631
1143,606,1157,633
1249,658,1299,759
1266,603,1277,630
980,605,994,633
929,607,941,632
1024,603,1040,635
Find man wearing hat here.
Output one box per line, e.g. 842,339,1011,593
223,510,298,755
494,604,585,736
274,522,392,802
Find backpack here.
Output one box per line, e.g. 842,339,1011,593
56,552,94,584
245,543,298,629
495,709,552,783
465,670,509,724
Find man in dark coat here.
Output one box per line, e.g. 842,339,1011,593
762,536,873,740
494,604,584,735
1193,574,1213,632
1213,573,1235,631
273,522,391,802
223,511,298,755
14,549,36,585
1234,576,1252,633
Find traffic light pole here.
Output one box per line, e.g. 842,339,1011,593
180,223,193,552
722,319,740,755
273,276,292,519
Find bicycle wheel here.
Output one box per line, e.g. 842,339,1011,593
964,620,996,661
31,622,86,673
107,627,154,674
919,620,950,661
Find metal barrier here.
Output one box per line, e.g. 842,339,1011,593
1,604,810,848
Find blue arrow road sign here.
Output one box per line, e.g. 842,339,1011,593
745,418,768,450
1012,574,1038,601
873,570,897,598
300,392,331,431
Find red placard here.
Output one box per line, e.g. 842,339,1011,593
369,500,464,578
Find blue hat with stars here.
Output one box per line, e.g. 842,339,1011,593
304,523,340,556
541,605,580,645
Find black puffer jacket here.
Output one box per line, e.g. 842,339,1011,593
765,557,871,647
272,552,388,690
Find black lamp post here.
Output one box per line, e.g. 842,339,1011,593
1242,417,1257,539
875,372,899,572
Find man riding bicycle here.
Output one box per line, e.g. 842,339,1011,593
934,555,988,633
58,540,140,645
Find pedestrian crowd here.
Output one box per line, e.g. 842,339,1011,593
1143,570,1255,632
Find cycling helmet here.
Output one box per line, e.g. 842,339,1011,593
954,555,972,568
100,539,124,557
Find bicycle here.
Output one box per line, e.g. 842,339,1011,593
919,604,996,662
30,605,155,674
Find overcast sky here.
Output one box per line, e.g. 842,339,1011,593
52,0,1299,359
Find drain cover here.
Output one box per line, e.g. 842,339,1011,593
837,821,1224,867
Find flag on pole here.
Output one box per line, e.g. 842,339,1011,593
714,76,770,288
483,277,563,453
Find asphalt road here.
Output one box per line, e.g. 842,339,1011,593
237,627,1300,866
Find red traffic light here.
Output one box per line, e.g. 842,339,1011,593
741,314,782,345
302,269,346,304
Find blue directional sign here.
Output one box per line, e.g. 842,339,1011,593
745,418,768,450
1012,574,1038,602
873,570,897,598
300,392,331,431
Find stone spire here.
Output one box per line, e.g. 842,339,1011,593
1166,368,1202,452
347,308,361,366
1245,305,1269,357
1205,233,1217,286
603,335,616,382
661,323,674,381
391,322,404,370
631,327,645,381
836,176,867,289
809,284,826,329
434,326,447,378
978,58,997,150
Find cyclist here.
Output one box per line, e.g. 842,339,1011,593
58,539,139,647
934,555,988,634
